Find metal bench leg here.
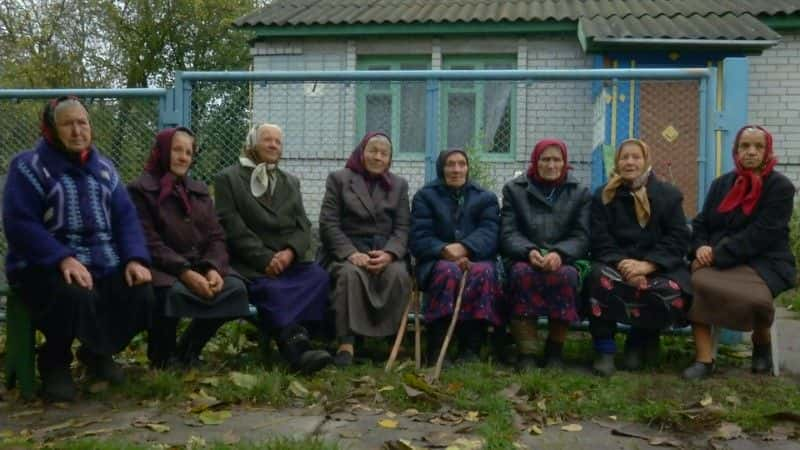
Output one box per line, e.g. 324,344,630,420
5,290,36,399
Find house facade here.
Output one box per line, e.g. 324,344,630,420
235,0,800,220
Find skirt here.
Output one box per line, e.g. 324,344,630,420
422,260,502,325
329,259,410,337
247,262,329,329
163,275,251,319
688,265,774,331
506,261,580,322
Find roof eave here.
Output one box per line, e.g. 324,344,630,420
582,37,780,54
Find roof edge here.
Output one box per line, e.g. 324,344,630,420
582,36,779,54
761,13,800,30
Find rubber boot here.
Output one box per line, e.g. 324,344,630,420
510,318,538,371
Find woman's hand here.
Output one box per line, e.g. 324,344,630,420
266,249,295,277
541,252,562,272
366,250,394,273
180,269,214,299
60,256,93,290
695,245,713,267
617,259,656,281
528,249,545,269
441,243,468,261
205,269,224,294
125,261,152,287
348,251,370,267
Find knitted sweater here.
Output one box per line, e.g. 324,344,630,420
3,138,150,281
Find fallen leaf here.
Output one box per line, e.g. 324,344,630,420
339,430,363,439
713,422,743,440
763,425,792,441
34,419,76,435
561,424,582,432
77,426,126,438
289,380,310,398
465,411,479,422
197,410,232,425
186,435,207,450
444,437,484,449
527,425,543,435
423,430,458,447
379,419,399,429
608,415,617,421
700,394,713,407
648,437,683,447
222,430,240,444
382,440,416,450
500,383,521,399
229,372,258,390
88,381,109,393
199,376,220,387
378,386,395,393
402,383,424,398
353,375,376,385
146,423,170,433
11,409,43,418
189,390,221,413
536,399,547,411
401,408,419,417
329,412,358,422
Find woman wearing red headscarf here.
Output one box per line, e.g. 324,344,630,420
500,139,591,370
128,127,251,369
684,125,796,379
319,132,412,366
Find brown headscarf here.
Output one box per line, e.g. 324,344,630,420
345,132,393,192
601,138,653,227
143,127,197,215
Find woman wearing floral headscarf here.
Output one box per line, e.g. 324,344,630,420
410,149,501,365
319,132,412,366
588,139,691,376
501,139,591,370
129,127,251,369
683,125,796,379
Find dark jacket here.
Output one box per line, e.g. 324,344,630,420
500,173,591,264
214,164,313,280
128,171,230,288
691,170,796,296
318,168,410,266
591,174,692,291
409,179,500,289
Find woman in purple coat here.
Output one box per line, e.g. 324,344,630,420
129,127,251,369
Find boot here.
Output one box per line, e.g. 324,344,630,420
541,339,565,369
39,366,77,402
490,326,517,367
643,333,662,367
175,319,226,368
510,319,538,371
622,341,645,371
456,321,485,364
77,347,125,385
425,319,449,367
592,353,616,377
751,344,773,374
278,325,332,374
683,360,714,380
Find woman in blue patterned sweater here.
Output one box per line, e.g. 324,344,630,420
2,97,154,402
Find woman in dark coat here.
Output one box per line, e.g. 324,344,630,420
683,125,796,379
589,138,691,376
319,132,412,366
215,123,332,374
129,127,251,369
501,139,591,370
410,149,501,365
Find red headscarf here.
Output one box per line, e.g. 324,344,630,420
40,96,92,164
144,127,197,215
717,125,777,216
345,131,393,192
527,138,572,186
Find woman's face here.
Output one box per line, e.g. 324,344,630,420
737,129,767,170
536,146,565,181
443,152,468,188
363,137,391,176
54,103,92,154
169,132,194,177
617,143,647,182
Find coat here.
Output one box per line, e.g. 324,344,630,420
691,170,796,297
590,174,692,291
128,171,230,288
318,168,410,265
409,179,499,289
214,164,313,280
500,173,591,264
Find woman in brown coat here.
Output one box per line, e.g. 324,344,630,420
129,127,250,368
319,132,412,366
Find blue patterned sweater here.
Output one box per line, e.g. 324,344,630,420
3,138,150,281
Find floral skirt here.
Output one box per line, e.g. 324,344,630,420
422,260,502,326
506,262,580,322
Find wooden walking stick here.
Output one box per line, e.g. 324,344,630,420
385,283,419,372
432,270,468,381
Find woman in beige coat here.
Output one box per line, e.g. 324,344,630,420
319,132,412,366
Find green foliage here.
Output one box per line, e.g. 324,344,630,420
789,199,800,283
463,141,496,191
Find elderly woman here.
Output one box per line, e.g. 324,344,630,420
129,127,251,369
683,126,796,379
501,139,591,370
319,132,411,367
214,123,332,374
410,149,501,365
3,97,152,401
588,138,691,376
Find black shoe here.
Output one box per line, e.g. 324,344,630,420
278,325,332,374
297,350,333,374
622,344,645,371
592,353,616,377
78,348,124,384
541,340,565,369
683,360,714,380
515,354,539,372
643,334,662,367
40,366,77,402
751,344,773,374
334,350,354,367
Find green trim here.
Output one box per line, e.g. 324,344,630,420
761,14,800,31
248,20,577,39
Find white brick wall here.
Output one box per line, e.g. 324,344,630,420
749,31,800,186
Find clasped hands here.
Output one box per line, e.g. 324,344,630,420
180,268,224,300
616,258,656,289
528,249,562,272
690,245,713,272
265,248,295,278
441,243,471,271
348,249,394,273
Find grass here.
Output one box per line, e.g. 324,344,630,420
0,437,341,450
777,287,800,314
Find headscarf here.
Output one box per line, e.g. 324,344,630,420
436,148,469,220
40,96,92,164
601,138,653,228
345,132,393,192
436,148,469,182
240,123,280,198
526,138,572,187
717,125,777,216
144,127,196,215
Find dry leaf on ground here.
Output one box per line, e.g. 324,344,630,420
229,372,258,389
289,380,310,398
699,394,713,407
197,409,232,425
145,423,170,433
713,422,744,440
561,424,583,432
378,418,399,429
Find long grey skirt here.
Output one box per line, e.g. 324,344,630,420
688,265,774,331
329,260,411,338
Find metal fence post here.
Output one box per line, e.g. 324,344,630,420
424,78,440,183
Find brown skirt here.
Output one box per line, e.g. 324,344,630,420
688,265,774,331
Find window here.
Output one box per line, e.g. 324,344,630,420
442,56,516,155
356,57,430,153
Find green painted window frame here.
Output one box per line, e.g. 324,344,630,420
441,55,517,161
356,56,430,159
